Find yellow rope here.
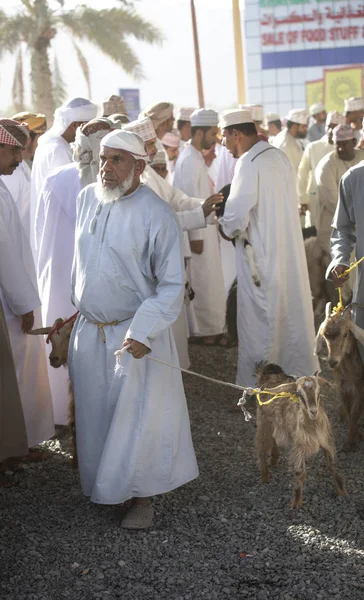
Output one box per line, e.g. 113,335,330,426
97,320,120,343
332,257,364,315
255,390,299,406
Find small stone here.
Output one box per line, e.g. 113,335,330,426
118,560,126,567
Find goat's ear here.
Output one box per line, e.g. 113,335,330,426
314,326,325,356
27,327,52,336
348,321,364,345
325,302,332,319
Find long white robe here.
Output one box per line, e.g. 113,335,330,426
214,145,238,296
37,163,81,424
31,135,73,257
297,135,332,227
69,183,198,503
220,141,319,386
315,149,364,252
2,162,32,241
142,164,206,369
0,181,54,447
173,144,226,337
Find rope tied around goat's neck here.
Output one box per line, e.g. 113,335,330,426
114,345,300,422
332,257,364,315
46,311,79,344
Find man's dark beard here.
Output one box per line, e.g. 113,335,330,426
296,131,307,139
201,134,213,150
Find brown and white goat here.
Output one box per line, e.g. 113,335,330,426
315,302,364,452
28,317,77,466
255,362,346,509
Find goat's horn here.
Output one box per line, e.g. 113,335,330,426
27,327,52,335
325,302,332,319
342,301,358,317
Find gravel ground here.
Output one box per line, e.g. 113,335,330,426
1,345,364,600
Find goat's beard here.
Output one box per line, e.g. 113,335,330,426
95,167,135,204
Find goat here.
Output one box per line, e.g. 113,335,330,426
255,361,346,509
315,302,364,452
28,317,77,467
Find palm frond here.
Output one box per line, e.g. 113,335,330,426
12,47,25,112
73,41,92,98
58,7,162,78
20,0,36,14
0,9,33,56
52,54,67,106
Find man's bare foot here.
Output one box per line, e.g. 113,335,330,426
121,497,154,529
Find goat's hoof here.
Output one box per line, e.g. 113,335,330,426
269,457,280,468
290,499,303,510
261,473,270,483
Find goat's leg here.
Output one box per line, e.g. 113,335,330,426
343,393,364,452
270,437,280,467
255,412,272,483
321,446,347,497
290,448,306,509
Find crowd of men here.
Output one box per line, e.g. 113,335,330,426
1,92,364,529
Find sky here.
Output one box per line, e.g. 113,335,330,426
0,0,237,114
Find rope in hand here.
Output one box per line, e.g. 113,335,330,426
114,346,299,422
332,256,364,314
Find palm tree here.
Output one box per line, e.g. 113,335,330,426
0,0,163,118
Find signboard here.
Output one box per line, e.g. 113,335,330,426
243,0,364,115
118,88,140,121
259,1,364,69
306,79,323,107
324,65,363,111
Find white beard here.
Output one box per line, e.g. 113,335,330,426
95,167,135,204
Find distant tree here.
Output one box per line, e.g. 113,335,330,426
0,0,162,118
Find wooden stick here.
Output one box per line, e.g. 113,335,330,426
190,0,205,107
232,0,246,105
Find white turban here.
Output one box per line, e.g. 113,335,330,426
141,102,174,128
309,103,325,116
218,109,253,129
240,104,264,122
102,130,149,163
333,125,356,143
161,130,180,148
39,97,98,143
286,109,309,125
344,97,364,113
326,111,346,127
73,118,113,188
123,117,156,142
190,109,218,127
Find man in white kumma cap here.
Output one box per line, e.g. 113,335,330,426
218,108,318,386
315,124,364,253
344,97,364,131
31,97,97,258
173,108,226,345
69,129,198,529
297,111,345,227
308,103,327,143
273,108,309,176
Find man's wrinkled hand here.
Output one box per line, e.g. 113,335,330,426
190,240,204,254
123,338,148,359
331,264,349,288
21,311,34,333
202,193,223,217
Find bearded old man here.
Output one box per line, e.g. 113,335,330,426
176,107,195,151
69,130,198,528
124,117,222,367
308,103,327,143
31,97,97,256
36,118,113,425
297,111,346,227
218,109,318,386
174,109,226,345
2,113,47,241
0,119,54,448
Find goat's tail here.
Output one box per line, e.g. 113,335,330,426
254,361,285,379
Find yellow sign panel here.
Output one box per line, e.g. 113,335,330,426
324,67,363,113
306,79,323,109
